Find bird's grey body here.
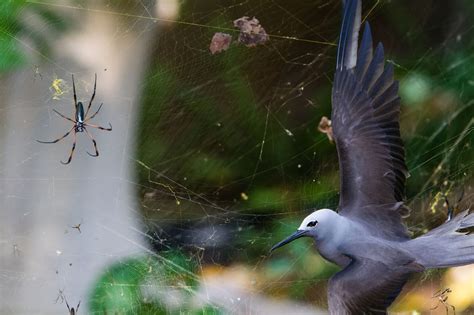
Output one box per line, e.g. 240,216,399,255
295,210,418,270
271,0,474,314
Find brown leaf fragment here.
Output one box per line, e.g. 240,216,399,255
318,116,334,142
209,32,232,54
233,16,269,47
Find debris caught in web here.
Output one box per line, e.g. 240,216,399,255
33,65,42,80
209,32,233,54
209,16,268,54
233,16,269,47
318,116,334,142
50,76,66,100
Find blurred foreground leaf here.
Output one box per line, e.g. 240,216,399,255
90,251,222,314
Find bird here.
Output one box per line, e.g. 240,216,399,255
271,0,474,314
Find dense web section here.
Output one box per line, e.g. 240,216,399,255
0,0,473,314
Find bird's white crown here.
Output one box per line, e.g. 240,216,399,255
298,208,337,230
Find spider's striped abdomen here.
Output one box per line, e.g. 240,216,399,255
76,102,85,123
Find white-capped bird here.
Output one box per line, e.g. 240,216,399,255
271,1,474,314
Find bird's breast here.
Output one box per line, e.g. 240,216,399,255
316,240,351,267
314,217,362,267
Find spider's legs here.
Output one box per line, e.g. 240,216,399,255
85,73,97,117
444,196,454,222
84,128,99,157
84,103,103,122
84,122,112,131
37,127,74,144
76,301,81,312
53,109,76,124
65,298,71,312
72,74,77,107
60,131,77,165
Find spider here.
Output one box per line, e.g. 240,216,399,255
65,298,80,315
444,189,465,222
54,289,65,304
71,220,83,233
37,74,112,164
431,288,455,314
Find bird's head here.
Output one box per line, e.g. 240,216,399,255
271,208,338,252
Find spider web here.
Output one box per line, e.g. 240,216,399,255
0,0,473,314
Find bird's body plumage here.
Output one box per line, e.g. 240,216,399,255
271,0,474,314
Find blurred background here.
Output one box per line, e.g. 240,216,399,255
0,0,473,314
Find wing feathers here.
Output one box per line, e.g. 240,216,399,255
370,65,394,99
337,0,362,70
363,43,385,91
373,83,399,109
328,258,412,314
356,23,373,78
331,0,409,239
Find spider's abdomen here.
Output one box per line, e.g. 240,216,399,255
76,102,85,123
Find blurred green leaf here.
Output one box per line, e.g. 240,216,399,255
0,32,26,71
0,0,72,72
400,73,432,105
89,251,207,314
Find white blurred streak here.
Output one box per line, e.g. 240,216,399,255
194,266,327,315
155,0,180,21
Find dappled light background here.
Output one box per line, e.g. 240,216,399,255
0,0,473,314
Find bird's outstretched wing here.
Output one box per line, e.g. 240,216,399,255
332,0,409,239
328,257,412,315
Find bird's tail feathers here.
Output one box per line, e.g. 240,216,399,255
407,210,474,269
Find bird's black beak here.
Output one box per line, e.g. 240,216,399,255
271,230,308,252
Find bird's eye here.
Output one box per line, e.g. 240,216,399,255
306,220,318,227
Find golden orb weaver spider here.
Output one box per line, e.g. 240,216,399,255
37,74,112,164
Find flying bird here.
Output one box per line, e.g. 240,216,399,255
271,0,474,314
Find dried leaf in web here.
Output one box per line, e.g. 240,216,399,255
318,116,334,142
233,16,269,47
209,32,232,54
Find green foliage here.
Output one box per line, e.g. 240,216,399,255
0,0,71,72
0,32,26,71
0,1,25,71
89,251,222,314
